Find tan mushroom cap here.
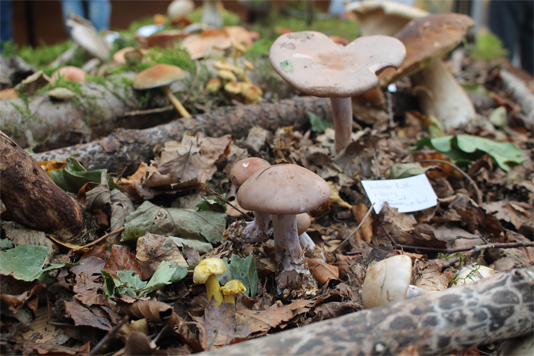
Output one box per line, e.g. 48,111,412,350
132,64,187,90
182,28,231,60
296,213,312,236
237,164,330,215
346,0,428,36
269,31,406,98
51,66,86,83
193,258,227,283
379,13,475,86
167,0,195,21
229,157,271,186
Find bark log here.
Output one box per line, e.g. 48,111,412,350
500,70,534,130
199,268,534,356
0,72,178,151
32,97,332,175
0,131,86,243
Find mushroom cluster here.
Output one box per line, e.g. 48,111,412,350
237,164,330,293
269,31,406,154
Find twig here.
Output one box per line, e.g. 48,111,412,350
122,105,173,117
88,315,129,356
438,241,534,269
386,91,394,127
208,189,253,221
75,227,125,251
418,159,482,205
333,203,374,252
182,60,201,103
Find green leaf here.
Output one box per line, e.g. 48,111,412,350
0,245,49,281
140,261,186,296
49,157,116,193
117,270,146,290
102,270,118,297
280,60,293,73
221,254,258,298
0,239,14,250
123,201,226,245
414,135,524,172
308,112,333,133
389,163,437,179
488,106,507,128
195,195,226,212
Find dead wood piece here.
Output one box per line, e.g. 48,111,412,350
500,70,534,130
32,97,332,175
199,268,534,356
0,131,86,243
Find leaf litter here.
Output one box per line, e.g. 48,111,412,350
1,26,534,356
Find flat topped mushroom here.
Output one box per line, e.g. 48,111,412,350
269,31,405,154
133,63,191,118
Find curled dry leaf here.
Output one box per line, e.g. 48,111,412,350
352,203,373,242
307,259,340,286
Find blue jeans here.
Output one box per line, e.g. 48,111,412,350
61,0,111,32
1,0,13,49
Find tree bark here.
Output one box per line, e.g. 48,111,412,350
0,131,86,244
32,97,332,175
199,268,534,356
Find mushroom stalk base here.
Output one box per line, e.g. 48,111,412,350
161,85,191,118
206,274,223,306
241,212,272,243
330,97,353,154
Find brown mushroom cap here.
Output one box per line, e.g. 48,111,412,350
269,31,406,98
379,13,475,86
296,213,312,236
132,64,187,90
51,66,86,83
237,164,330,215
229,157,271,186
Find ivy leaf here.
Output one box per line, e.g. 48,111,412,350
221,254,258,298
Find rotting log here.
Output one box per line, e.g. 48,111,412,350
32,97,332,175
199,268,534,356
0,131,86,244
0,72,176,151
500,70,534,130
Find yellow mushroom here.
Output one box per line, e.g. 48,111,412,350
220,279,246,304
193,258,227,305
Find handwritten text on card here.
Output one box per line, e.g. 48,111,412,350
362,174,438,213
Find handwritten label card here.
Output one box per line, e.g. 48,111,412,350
362,174,438,213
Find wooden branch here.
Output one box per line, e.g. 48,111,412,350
199,268,534,356
32,97,332,175
501,70,534,130
0,131,86,243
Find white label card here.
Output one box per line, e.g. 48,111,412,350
362,174,438,214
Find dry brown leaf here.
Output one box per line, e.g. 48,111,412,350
64,300,112,331
352,203,373,242
136,233,188,271
196,302,251,349
103,245,143,280
307,259,340,286
483,201,531,230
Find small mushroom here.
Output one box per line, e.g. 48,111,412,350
132,64,191,118
201,0,223,28
269,31,405,154
237,164,330,292
220,279,246,304
51,66,86,83
361,255,412,309
228,157,272,242
193,258,227,305
167,0,195,23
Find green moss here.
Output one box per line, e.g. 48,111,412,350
36,76,84,95
188,7,241,26
244,38,273,59
469,30,508,62
108,46,195,75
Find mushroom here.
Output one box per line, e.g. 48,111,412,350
220,279,246,304
193,257,227,305
167,0,195,23
346,0,428,36
113,47,148,64
269,31,406,154
380,14,476,130
201,0,223,28
132,64,191,118
237,164,330,292
51,66,86,83
227,157,272,242
182,29,231,60
361,255,412,309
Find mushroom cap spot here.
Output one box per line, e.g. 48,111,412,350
269,31,406,98
133,64,187,89
296,213,312,236
237,164,330,215
193,258,227,283
229,157,271,186
361,255,412,309
221,279,246,296
379,13,475,85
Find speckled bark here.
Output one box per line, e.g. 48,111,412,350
199,268,534,356
0,131,86,243
32,97,332,175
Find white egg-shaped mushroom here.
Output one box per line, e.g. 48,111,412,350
362,255,412,309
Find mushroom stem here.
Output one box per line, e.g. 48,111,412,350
242,211,272,242
272,214,304,271
206,274,224,305
223,294,236,304
160,85,191,118
330,97,353,154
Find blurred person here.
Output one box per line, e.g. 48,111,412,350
489,0,533,75
1,0,13,50
61,0,112,32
